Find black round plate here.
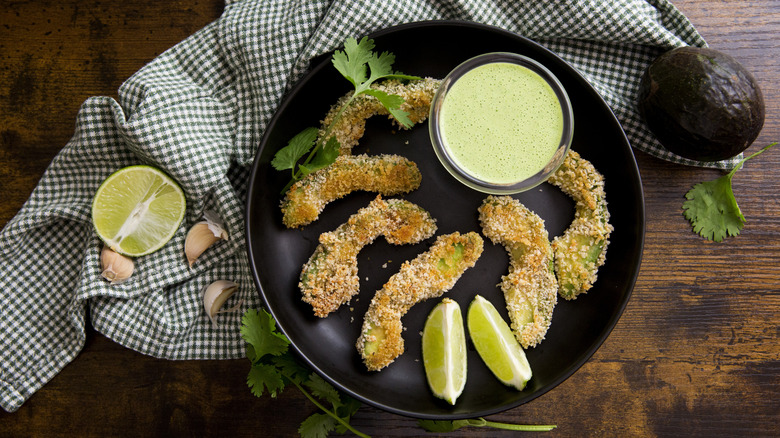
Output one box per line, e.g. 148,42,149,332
246,21,645,419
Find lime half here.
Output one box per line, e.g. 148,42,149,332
467,295,532,390
422,298,467,405
92,165,186,257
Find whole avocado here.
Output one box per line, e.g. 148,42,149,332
638,46,765,161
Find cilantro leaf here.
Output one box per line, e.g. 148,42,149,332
303,373,342,407
240,308,289,361
299,413,337,438
271,354,311,385
333,396,363,434
302,374,364,437
332,37,375,87
388,72,424,81
335,395,362,417
247,363,286,398
362,51,396,89
683,142,776,242
303,136,341,174
362,88,404,109
683,175,743,242
271,127,318,171
363,89,413,128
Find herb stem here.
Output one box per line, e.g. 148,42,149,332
303,97,353,168
280,176,295,195
728,141,777,178
285,373,371,438
456,418,556,432
481,420,557,432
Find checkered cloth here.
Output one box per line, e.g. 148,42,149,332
1,0,721,413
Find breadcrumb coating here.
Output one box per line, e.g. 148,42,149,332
281,154,421,228
478,195,558,348
546,150,613,299
356,232,484,371
300,196,437,317
319,78,441,155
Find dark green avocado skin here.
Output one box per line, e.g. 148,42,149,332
638,47,765,161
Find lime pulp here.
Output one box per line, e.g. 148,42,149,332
91,165,186,257
467,295,532,390
422,298,467,405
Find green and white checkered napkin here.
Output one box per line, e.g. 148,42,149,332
1,0,722,412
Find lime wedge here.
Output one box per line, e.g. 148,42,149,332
467,295,532,390
422,298,467,405
91,165,186,257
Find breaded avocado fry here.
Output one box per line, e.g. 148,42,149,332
357,231,484,371
300,196,437,317
547,150,613,299
281,154,422,228
478,195,558,348
319,78,441,155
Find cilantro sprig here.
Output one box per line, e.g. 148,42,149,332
683,142,776,242
241,308,556,437
271,37,421,193
241,309,367,438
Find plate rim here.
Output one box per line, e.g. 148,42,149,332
245,19,646,419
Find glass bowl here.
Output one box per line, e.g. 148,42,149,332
429,52,574,194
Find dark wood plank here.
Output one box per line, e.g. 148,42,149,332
1,1,778,436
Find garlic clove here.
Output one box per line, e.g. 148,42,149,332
185,211,229,267
202,280,242,328
100,246,134,284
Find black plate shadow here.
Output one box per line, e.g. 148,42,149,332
246,20,645,419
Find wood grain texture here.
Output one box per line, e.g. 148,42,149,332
1,1,778,437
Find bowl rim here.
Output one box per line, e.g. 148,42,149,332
428,51,574,194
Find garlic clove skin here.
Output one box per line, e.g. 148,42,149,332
185,211,229,267
100,246,134,284
202,280,242,328
203,210,229,240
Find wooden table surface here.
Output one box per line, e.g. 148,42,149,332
1,1,778,436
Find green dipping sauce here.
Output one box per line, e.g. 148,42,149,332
439,62,564,185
